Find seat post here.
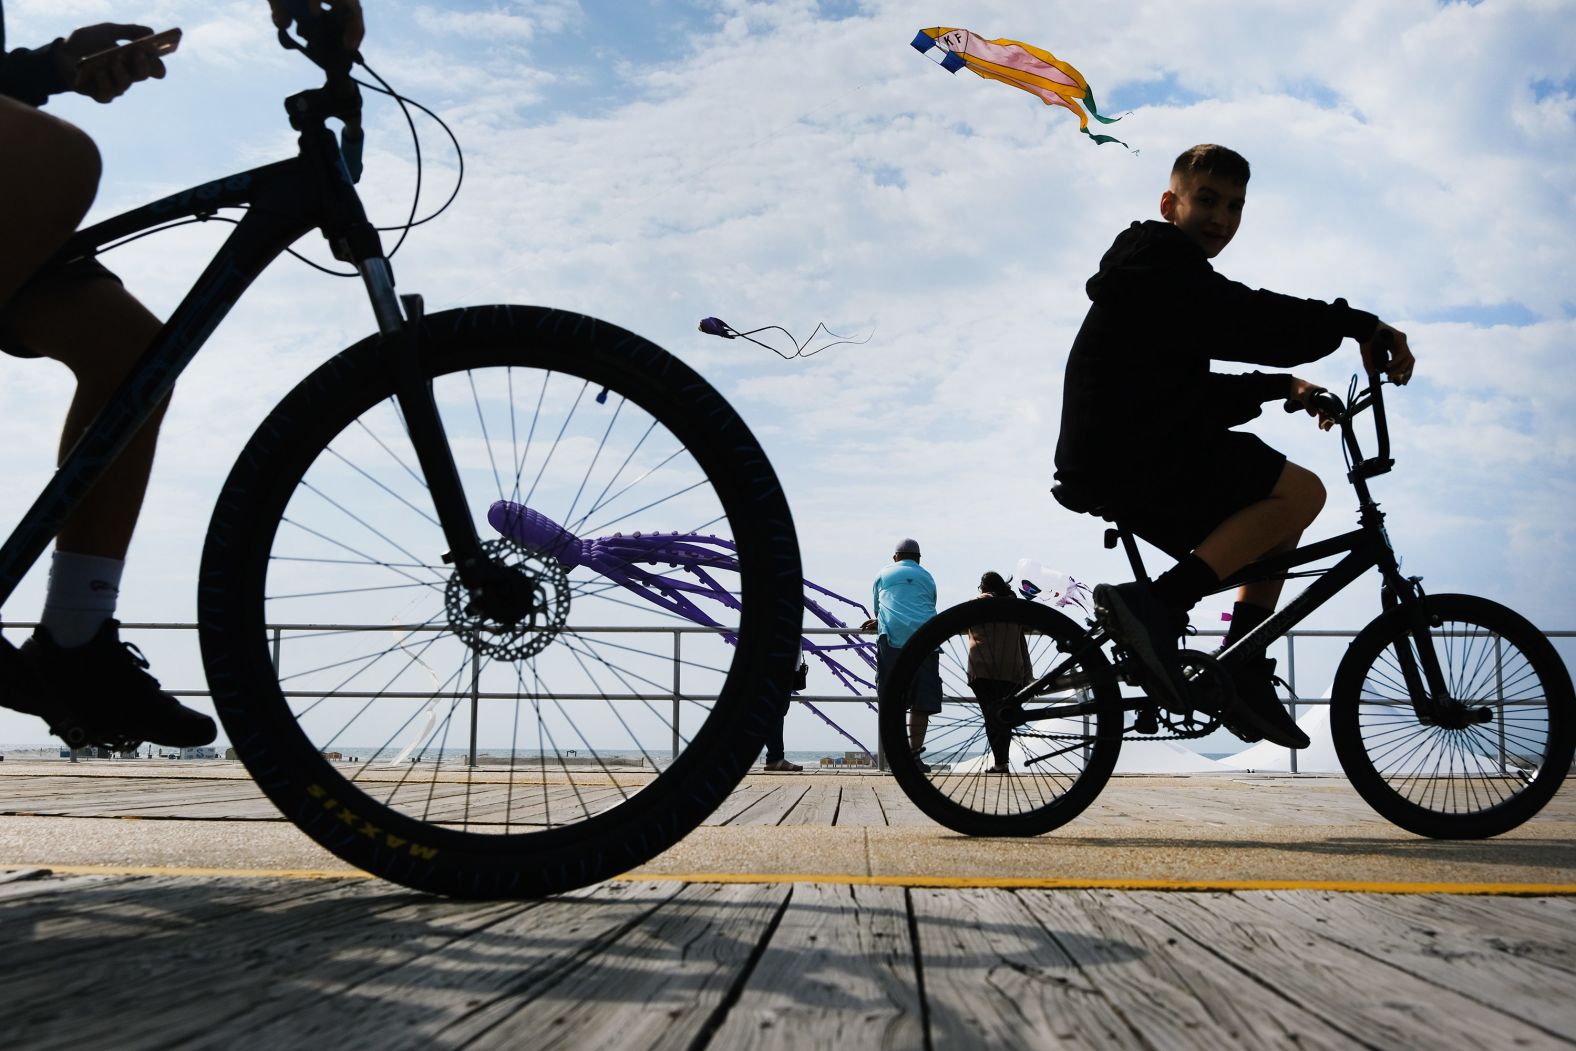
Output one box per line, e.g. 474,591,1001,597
1105,522,1151,584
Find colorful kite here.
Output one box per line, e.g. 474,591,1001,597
698,316,873,360
911,27,1130,148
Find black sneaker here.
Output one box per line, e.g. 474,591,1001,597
18,620,217,749
912,748,932,774
1225,656,1309,750
1094,581,1188,706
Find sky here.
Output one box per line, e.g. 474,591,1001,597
2,0,1573,750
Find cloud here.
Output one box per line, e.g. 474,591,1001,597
2,0,1572,746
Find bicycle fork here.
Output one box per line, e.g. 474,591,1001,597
360,262,501,598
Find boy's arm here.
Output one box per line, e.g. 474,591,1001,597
1197,370,1292,428
1180,267,1378,368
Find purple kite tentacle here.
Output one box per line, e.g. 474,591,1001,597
489,498,883,755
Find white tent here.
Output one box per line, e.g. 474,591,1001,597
944,728,1231,775
1218,688,1341,772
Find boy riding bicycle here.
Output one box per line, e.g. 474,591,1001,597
0,1,359,750
1054,143,1415,749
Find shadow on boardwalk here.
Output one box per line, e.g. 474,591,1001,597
2,871,1573,1050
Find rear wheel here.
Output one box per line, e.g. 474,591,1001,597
1331,593,1574,838
878,598,1122,836
199,306,802,896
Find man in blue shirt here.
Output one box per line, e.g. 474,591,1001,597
864,538,941,769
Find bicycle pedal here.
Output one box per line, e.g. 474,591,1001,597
1133,709,1160,735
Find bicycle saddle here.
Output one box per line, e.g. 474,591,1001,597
1051,481,1111,519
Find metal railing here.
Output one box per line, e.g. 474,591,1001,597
6,620,1570,773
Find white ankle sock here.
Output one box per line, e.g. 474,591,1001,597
39,551,124,648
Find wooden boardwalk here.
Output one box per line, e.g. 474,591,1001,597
1,868,1573,1049
0,762,1574,1048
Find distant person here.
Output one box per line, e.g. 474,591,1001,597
861,538,939,771
762,668,803,772
966,571,1031,773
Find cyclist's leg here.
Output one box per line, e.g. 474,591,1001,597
0,99,100,304
2,274,170,559
1,274,209,748
1195,460,1325,593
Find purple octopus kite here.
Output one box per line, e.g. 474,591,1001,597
488,500,880,758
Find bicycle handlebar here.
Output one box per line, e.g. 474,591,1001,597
1280,328,1397,482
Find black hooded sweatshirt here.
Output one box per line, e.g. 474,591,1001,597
1054,219,1377,485
0,3,70,107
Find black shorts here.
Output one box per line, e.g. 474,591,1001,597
1091,431,1287,560
0,257,123,358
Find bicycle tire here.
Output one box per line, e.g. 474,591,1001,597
878,597,1122,837
1331,593,1574,839
198,305,802,897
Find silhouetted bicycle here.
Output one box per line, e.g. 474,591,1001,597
880,340,1573,840
0,4,802,897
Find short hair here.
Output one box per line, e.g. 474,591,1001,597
1171,144,1250,185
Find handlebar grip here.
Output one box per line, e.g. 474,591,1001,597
1368,326,1395,373
1284,390,1343,417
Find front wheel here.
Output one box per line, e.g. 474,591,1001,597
1331,593,1574,838
199,306,802,897
879,598,1123,837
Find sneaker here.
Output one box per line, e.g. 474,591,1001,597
1225,656,1309,750
18,620,217,749
1094,581,1188,706
911,748,931,774
763,758,803,772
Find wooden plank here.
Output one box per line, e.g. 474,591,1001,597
912,886,1138,1049
1018,888,1369,1049
463,882,789,1051
703,783,773,825
833,782,886,827
728,784,812,827
1239,890,1576,1038
199,879,697,1050
870,780,932,826
710,882,923,1050
4,876,532,1051
778,783,841,826
1146,890,1568,1049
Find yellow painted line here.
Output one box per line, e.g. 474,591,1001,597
5,864,1573,896
615,872,1576,896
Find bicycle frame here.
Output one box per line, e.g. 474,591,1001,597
0,89,489,617
1020,382,1454,725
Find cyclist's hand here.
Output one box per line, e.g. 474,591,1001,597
269,0,365,51
1361,321,1415,385
1289,377,1335,431
58,24,167,104
858,618,878,633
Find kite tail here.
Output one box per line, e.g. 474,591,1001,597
1082,126,1135,150
1082,87,1124,124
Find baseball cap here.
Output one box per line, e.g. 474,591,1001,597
895,538,921,557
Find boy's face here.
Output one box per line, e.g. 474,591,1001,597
1159,172,1246,258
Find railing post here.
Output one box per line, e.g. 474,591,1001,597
1287,633,1298,775
1494,633,1506,770
671,630,682,763
270,626,283,677
468,650,479,768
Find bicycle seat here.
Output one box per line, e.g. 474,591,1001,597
1051,481,1111,519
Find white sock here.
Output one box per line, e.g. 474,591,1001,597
39,551,124,648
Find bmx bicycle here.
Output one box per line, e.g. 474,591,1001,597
0,4,803,897
879,341,1573,839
